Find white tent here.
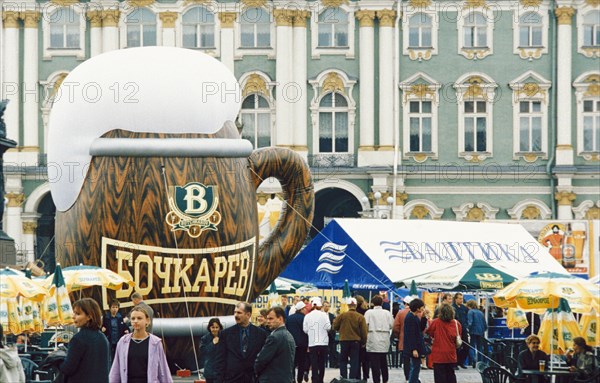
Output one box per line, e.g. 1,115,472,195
330,219,569,284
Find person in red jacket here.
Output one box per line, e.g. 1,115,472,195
426,304,462,383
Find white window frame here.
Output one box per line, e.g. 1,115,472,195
574,71,600,159
454,73,497,161
235,6,275,59
457,8,494,60
42,5,86,60
174,4,220,57
402,8,438,61
509,71,551,161
179,6,216,49
512,9,549,60
309,70,357,158
310,4,355,59
120,7,160,48
399,72,440,161
238,72,276,148
577,8,600,58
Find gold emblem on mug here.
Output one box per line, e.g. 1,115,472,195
166,182,222,238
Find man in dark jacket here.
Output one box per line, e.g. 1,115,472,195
286,301,310,383
215,302,268,383
101,300,129,360
255,307,296,383
452,293,469,368
403,299,425,383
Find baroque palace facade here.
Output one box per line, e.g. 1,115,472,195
0,0,599,267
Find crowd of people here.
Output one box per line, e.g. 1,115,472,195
1,290,597,383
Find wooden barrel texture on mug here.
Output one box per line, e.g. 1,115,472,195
55,124,314,358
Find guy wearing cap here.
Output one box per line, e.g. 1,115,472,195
333,297,368,380
286,300,310,383
393,296,413,382
303,297,330,383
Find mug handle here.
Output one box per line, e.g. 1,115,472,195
248,147,314,297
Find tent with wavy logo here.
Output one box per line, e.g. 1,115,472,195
280,220,396,290
281,219,567,291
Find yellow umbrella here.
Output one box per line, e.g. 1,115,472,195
0,298,22,335
43,263,74,326
0,267,48,302
43,264,134,292
506,308,529,329
494,272,597,313
579,309,600,347
537,299,581,355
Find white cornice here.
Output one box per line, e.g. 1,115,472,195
405,186,552,194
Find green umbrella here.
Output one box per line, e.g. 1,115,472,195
340,280,352,314
43,263,74,326
404,260,517,291
409,280,419,296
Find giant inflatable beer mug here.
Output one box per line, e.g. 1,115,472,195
47,48,314,358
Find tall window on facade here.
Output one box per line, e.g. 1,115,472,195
408,13,432,48
182,7,215,48
519,12,542,47
519,101,542,152
409,101,432,152
463,101,487,152
319,92,348,152
240,8,270,48
583,99,600,152
50,8,80,48
240,94,271,148
463,13,487,48
126,8,156,47
318,8,348,47
583,11,600,46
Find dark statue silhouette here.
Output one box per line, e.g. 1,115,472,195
0,99,17,261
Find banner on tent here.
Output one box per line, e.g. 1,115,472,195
253,291,344,315
504,220,597,278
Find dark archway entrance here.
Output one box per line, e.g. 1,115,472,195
310,188,362,238
36,193,56,273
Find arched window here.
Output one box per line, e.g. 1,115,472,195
240,8,270,48
519,12,542,47
126,8,156,47
408,13,432,48
50,8,80,48
182,7,215,48
240,94,271,148
463,13,487,48
318,92,348,153
318,8,348,47
583,11,600,46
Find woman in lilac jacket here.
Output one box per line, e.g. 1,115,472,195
109,306,172,383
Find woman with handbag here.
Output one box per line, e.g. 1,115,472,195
426,305,462,383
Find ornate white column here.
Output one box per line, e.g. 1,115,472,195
555,190,576,220
2,11,20,143
219,12,236,74
159,12,177,47
292,11,309,157
377,9,396,152
356,10,376,166
21,215,39,263
274,9,294,147
22,11,40,161
5,192,24,254
101,10,120,52
88,11,103,56
555,6,575,166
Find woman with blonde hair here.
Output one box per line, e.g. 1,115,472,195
109,306,172,383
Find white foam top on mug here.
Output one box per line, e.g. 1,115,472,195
47,47,242,212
